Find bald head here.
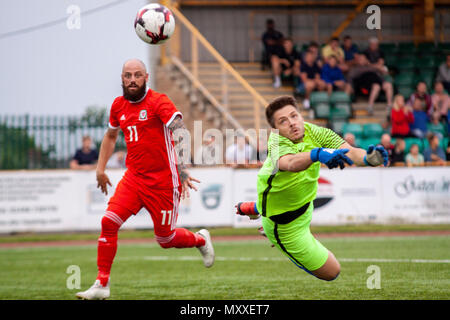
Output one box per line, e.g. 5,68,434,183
122,59,147,74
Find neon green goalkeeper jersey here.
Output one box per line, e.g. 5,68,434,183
256,122,345,218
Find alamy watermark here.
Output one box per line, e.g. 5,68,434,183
66,5,81,30
366,265,381,289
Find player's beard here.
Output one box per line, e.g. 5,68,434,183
122,82,147,102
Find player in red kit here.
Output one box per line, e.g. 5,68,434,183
76,59,214,300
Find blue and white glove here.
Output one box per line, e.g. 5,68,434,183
364,145,389,167
310,148,354,169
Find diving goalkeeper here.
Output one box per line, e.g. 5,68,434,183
236,96,388,281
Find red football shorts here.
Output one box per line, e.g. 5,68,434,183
106,171,182,242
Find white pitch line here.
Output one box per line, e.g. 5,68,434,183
117,256,450,264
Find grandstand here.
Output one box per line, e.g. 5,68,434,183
156,0,450,167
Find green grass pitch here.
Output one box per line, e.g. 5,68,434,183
0,234,449,300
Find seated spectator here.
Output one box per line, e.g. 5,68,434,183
321,55,352,95
225,132,254,166
391,94,414,138
342,35,359,69
380,133,395,165
431,81,449,122
435,54,450,93
409,98,428,139
303,41,323,68
262,19,284,69
70,135,98,170
363,37,387,72
407,81,433,116
427,111,447,140
347,54,393,114
423,132,446,165
344,132,358,147
299,50,326,108
106,150,126,169
271,38,302,88
405,143,425,167
390,138,406,166
321,37,347,72
194,134,221,165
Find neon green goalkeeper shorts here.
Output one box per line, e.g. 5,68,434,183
261,203,329,272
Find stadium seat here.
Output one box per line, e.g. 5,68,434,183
398,42,417,55
342,123,363,139
363,123,384,138
404,137,424,153
359,137,380,150
417,42,437,55
397,59,416,72
329,92,352,120
310,92,330,119
384,55,399,69
416,57,437,72
396,86,415,99
414,72,435,90
394,73,415,87
330,119,347,135
379,43,398,54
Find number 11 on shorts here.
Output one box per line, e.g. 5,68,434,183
161,210,173,227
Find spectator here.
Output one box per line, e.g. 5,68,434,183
347,54,393,115
407,81,433,117
262,19,284,70
225,132,254,166
251,134,268,164
70,135,98,170
363,37,386,71
304,41,323,68
106,150,126,169
194,134,221,165
423,132,446,165
391,94,414,138
342,35,359,68
299,50,326,108
271,38,302,88
344,132,358,147
405,143,425,167
431,81,450,122
427,111,447,140
321,37,347,71
435,54,450,93
380,133,395,165
409,98,428,139
321,55,352,95
390,138,406,166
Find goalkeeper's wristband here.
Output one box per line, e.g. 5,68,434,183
310,148,321,162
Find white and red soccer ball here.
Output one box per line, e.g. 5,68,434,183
134,4,175,45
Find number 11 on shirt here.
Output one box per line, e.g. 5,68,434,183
127,126,138,142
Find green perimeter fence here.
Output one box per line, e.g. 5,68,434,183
0,114,126,170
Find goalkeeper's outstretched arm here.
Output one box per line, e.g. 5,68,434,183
340,142,388,167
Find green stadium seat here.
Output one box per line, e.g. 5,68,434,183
414,72,435,90
416,57,437,71
417,42,437,55
359,137,380,150
384,55,399,68
310,92,330,119
398,42,417,55
342,123,363,139
330,119,347,135
404,137,424,153
396,86,415,99
397,59,416,72
329,92,352,120
363,123,384,138
379,43,398,54
394,73,415,87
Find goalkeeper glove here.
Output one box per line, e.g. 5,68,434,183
364,145,389,167
310,148,354,169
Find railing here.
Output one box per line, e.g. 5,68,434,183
162,1,268,137
0,115,125,170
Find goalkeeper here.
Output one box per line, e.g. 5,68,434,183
236,96,388,281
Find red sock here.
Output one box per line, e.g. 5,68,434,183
158,228,205,248
96,216,120,286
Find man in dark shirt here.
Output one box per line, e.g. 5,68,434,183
270,38,302,88
70,135,98,170
262,19,284,59
299,50,326,108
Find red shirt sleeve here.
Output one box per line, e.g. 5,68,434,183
155,94,182,127
108,98,120,129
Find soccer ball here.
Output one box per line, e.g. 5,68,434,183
134,4,175,45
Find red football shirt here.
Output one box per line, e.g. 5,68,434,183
109,89,181,189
